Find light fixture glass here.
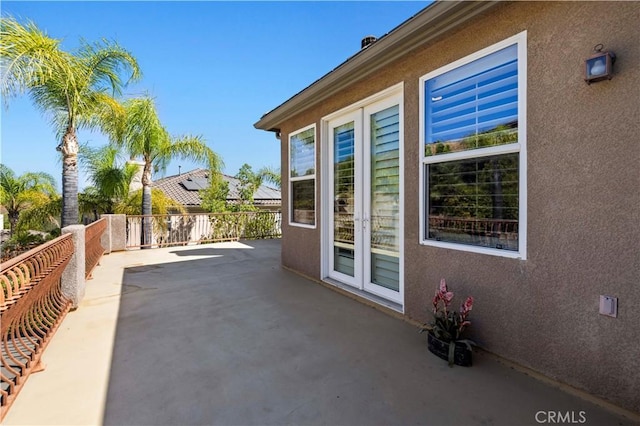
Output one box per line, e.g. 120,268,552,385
587,57,607,77
584,44,615,84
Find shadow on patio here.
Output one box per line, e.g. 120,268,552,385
4,240,636,425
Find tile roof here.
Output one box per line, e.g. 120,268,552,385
151,168,281,207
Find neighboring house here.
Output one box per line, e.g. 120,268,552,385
255,1,639,415
152,168,281,212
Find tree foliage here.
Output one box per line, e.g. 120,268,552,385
114,188,186,216
79,144,138,217
235,163,260,209
0,16,141,227
201,163,280,213
102,96,221,245
0,164,58,234
200,173,230,213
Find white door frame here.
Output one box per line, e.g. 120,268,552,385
321,83,404,307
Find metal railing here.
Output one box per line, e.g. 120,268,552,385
0,242,44,264
126,211,282,249
85,218,107,279
428,216,518,236
428,216,519,250
0,234,74,417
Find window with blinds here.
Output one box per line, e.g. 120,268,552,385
424,44,518,156
333,122,355,276
421,33,526,256
370,105,400,290
289,125,316,226
290,128,315,177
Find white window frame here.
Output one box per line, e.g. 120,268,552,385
419,31,527,259
289,124,317,228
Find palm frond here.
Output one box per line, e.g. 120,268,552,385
113,97,163,155
77,38,141,96
0,16,69,102
0,165,58,210
257,165,281,189
15,195,61,232
170,135,219,165
79,144,134,203
85,93,127,138
79,188,113,218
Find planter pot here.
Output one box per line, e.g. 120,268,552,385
427,331,473,367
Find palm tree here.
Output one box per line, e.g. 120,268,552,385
106,96,222,246
0,164,58,234
79,144,138,217
15,196,62,234
0,16,141,227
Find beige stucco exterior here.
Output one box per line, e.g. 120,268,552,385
263,1,640,414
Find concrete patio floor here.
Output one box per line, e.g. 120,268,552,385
4,239,638,426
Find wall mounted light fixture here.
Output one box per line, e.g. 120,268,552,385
585,44,616,84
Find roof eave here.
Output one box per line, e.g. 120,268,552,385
254,0,500,132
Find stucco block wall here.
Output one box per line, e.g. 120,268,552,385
277,1,639,413
100,214,127,253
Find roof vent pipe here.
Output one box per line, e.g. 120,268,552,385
361,35,377,49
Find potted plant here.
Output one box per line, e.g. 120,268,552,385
420,278,475,367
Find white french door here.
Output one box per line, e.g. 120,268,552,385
328,110,362,288
326,92,403,305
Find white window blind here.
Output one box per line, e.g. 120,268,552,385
370,105,400,291
290,128,315,177
425,44,518,153
370,105,400,253
334,122,355,246
289,126,315,226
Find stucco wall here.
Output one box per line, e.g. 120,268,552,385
277,1,640,413
280,109,323,280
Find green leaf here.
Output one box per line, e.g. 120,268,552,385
448,341,456,367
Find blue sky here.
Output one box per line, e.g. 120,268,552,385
1,1,429,190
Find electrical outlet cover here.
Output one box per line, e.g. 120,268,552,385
599,295,618,318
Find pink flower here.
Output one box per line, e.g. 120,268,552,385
460,296,473,324
444,292,454,303
439,278,447,294
462,296,474,313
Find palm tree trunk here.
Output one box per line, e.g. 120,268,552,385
141,163,153,248
8,211,19,236
59,128,79,228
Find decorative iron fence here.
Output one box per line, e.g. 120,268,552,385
126,211,282,249
85,218,107,279
0,234,74,418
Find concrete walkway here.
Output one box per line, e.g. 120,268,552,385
4,240,637,425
